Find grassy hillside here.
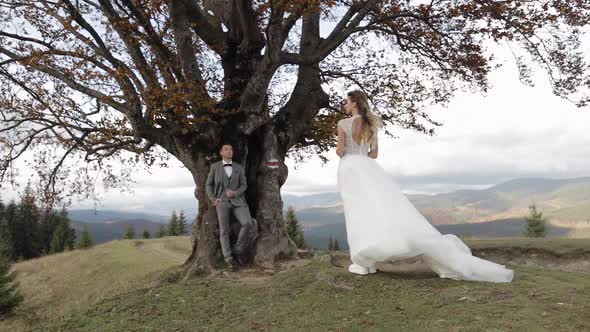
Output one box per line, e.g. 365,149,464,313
33,255,590,331
1,237,192,332
2,237,589,331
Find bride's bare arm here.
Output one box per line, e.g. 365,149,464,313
368,140,378,159
336,126,345,157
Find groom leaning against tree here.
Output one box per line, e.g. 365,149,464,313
206,143,257,271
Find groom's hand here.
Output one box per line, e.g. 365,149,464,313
213,198,222,206
225,189,236,198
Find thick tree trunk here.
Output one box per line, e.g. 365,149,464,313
247,123,297,268
181,152,220,279
179,126,296,279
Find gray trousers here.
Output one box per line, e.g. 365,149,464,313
216,202,253,259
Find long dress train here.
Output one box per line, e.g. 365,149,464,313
337,115,514,283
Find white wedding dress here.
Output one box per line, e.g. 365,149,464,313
337,115,514,283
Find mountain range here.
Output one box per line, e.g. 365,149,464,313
70,219,168,244
67,177,590,245
285,177,590,227
407,177,590,226
291,177,590,248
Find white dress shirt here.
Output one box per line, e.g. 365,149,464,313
222,159,232,177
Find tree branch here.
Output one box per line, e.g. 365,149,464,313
280,0,377,65
273,12,329,151
169,0,213,105
182,0,226,54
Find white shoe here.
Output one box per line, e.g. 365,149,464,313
348,263,369,275
368,265,377,274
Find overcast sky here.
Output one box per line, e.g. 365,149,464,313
284,56,590,196
1,21,589,214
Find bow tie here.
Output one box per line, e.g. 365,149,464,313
223,164,232,167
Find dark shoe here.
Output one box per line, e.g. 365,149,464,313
225,257,238,271
234,254,247,266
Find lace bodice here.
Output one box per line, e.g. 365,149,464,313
338,114,370,156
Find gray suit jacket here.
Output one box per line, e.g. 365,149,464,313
206,161,248,207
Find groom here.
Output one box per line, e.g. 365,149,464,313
206,143,257,271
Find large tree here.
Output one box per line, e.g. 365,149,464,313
0,1,588,278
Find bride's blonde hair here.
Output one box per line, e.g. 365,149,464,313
347,90,382,149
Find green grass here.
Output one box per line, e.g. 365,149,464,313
0,237,192,331
3,237,589,331
34,260,589,331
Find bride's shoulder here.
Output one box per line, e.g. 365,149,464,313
337,117,350,128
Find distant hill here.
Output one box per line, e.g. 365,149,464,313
70,219,190,244
66,177,590,244
68,209,168,224
303,218,572,250
69,177,590,227
295,205,345,228
409,177,590,225
68,209,197,224
282,193,341,210
289,177,590,228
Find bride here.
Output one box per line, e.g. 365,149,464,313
336,90,514,283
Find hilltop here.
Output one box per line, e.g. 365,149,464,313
1,237,589,331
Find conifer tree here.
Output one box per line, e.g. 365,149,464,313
77,226,93,249
284,207,306,249
123,225,135,239
177,210,188,235
0,198,14,260
333,239,340,251
0,215,14,261
167,211,179,236
525,204,547,238
155,225,167,238
49,219,68,254
2,202,17,261
14,184,42,259
142,229,151,239
0,255,24,315
59,209,76,250
49,209,76,254
38,211,62,255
